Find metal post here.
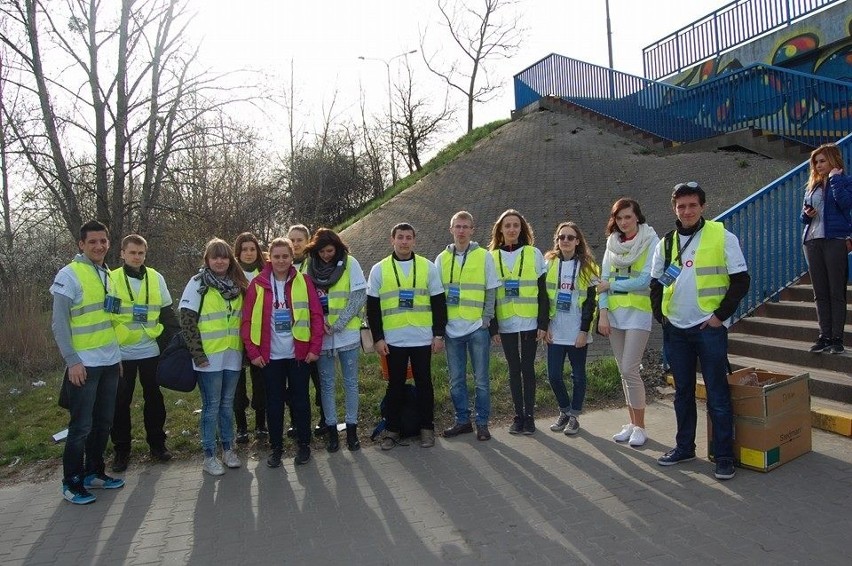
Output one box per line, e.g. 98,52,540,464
605,0,615,99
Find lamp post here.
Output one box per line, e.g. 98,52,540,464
605,0,615,98
358,49,417,186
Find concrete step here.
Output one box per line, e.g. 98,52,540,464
732,316,852,342
727,354,852,404
727,333,851,376
759,300,820,321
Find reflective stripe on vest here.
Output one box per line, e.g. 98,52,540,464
68,260,117,352
109,266,165,346
327,258,361,331
249,273,312,345
546,259,591,318
662,221,729,317
438,247,486,322
492,246,538,321
605,247,651,313
198,290,243,354
378,255,433,330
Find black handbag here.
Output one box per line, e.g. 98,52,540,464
156,332,197,392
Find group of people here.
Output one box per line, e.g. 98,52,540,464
50,142,850,505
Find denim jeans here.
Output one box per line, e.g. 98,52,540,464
664,322,733,461
63,363,120,483
111,356,166,453
385,345,434,433
196,369,240,455
500,330,538,417
264,358,310,449
318,345,360,426
445,327,491,426
546,343,588,415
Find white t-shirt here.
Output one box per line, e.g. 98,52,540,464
545,258,593,346
494,246,547,334
179,277,243,372
599,238,658,332
434,245,501,339
116,269,173,361
367,256,445,347
268,277,296,360
321,256,367,351
650,226,748,329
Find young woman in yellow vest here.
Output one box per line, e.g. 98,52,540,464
488,209,549,435
178,238,248,477
304,228,367,452
596,199,660,447
544,222,600,436
232,232,267,444
241,237,324,468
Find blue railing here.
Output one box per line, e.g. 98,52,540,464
718,131,852,324
642,0,843,80
514,53,852,147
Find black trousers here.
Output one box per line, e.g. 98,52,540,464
111,356,167,453
501,330,539,418
385,344,434,433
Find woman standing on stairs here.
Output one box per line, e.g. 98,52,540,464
801,143,852,355
596,199,660,447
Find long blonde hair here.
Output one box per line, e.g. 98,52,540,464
544,222,600,282
807,143,845,193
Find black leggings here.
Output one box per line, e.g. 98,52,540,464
501,330,539,417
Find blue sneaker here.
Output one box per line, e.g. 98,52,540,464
62,481,96,505
83,472,125,490
657,447,696,466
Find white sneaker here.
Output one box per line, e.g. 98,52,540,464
203,456,225,476
612,424,635,442
628,426,647,447
223,449,241,469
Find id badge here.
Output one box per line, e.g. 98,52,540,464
658,264,682,287
103,295,122,314
612,275,629,295
132,304,148,322
504,279,520,297
446,284,460,305
556,291,573,311
273,308,291,333
398,289,415,310
318,292,329,315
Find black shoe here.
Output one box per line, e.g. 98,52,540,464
295,445,311,465
326,426,340,453
508,416,524,435
714,459,736,480
442,421,473,438
658,447,697,466
235,429,249,444
809,336,831,353
267,449,283,468
111,452,129,473
314,420,326,436
286,427,297,439
522,416,536,435
150,447,172,462
829,338,845,355
346,423,360,451
255,428,269,439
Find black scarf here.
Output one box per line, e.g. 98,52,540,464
307,254,347,292
123,264,147,280
675,217,706,236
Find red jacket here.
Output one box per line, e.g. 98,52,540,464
241,263,324,362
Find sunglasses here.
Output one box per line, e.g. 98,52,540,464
674,181,700,190
557,234,578,242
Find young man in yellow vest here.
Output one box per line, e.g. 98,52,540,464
109,234,180,472
435,211,501,441
650,183,750,481
366,222,448,450
50,220,125,504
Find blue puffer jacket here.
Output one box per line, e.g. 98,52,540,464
800,172,852,240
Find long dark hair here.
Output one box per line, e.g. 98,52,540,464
605,198,646,236
232,232,264,272
304,228,348,264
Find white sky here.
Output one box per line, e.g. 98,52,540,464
190,0,726,151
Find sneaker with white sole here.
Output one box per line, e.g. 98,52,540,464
83,472,125,490
62,479,96,505
223,449,241,469
203,456,225,476
628,426,647,447
550,412,570,432
563,415,580,435
612,424,635,442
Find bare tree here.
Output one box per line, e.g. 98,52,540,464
421,0,523,133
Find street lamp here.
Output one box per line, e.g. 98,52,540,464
358,49,418,186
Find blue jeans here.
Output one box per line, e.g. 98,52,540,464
546,343,587,415
318,346,360,426
264,358,310,449
445,327,491,426
63,363,120,483
196,369,240,455
664,322,733,461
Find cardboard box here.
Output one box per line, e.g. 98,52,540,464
707,368,811,472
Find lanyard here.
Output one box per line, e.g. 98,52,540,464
271,274,288,309
92,263,109,294
558,256,579,291
391,255,417,288
449,246,470,284
122,271,149,305
498,247,525,279
673,232,698,266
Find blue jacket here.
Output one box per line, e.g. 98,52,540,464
801,173,852,240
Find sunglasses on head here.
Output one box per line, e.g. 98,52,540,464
557,234,578,242
674,181,700,191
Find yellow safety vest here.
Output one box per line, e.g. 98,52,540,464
326,257,361,331
492,246,538,321
546,258,594,318
198,289,243,355
662,221,729,316
378,255,433,331
109,266,165,346
68,260,118,352
605,247,651,313
249,272,311,344
437,246,487,321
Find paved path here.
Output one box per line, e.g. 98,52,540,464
1,400,850,565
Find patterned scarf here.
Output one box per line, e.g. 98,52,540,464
197,267,241,300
